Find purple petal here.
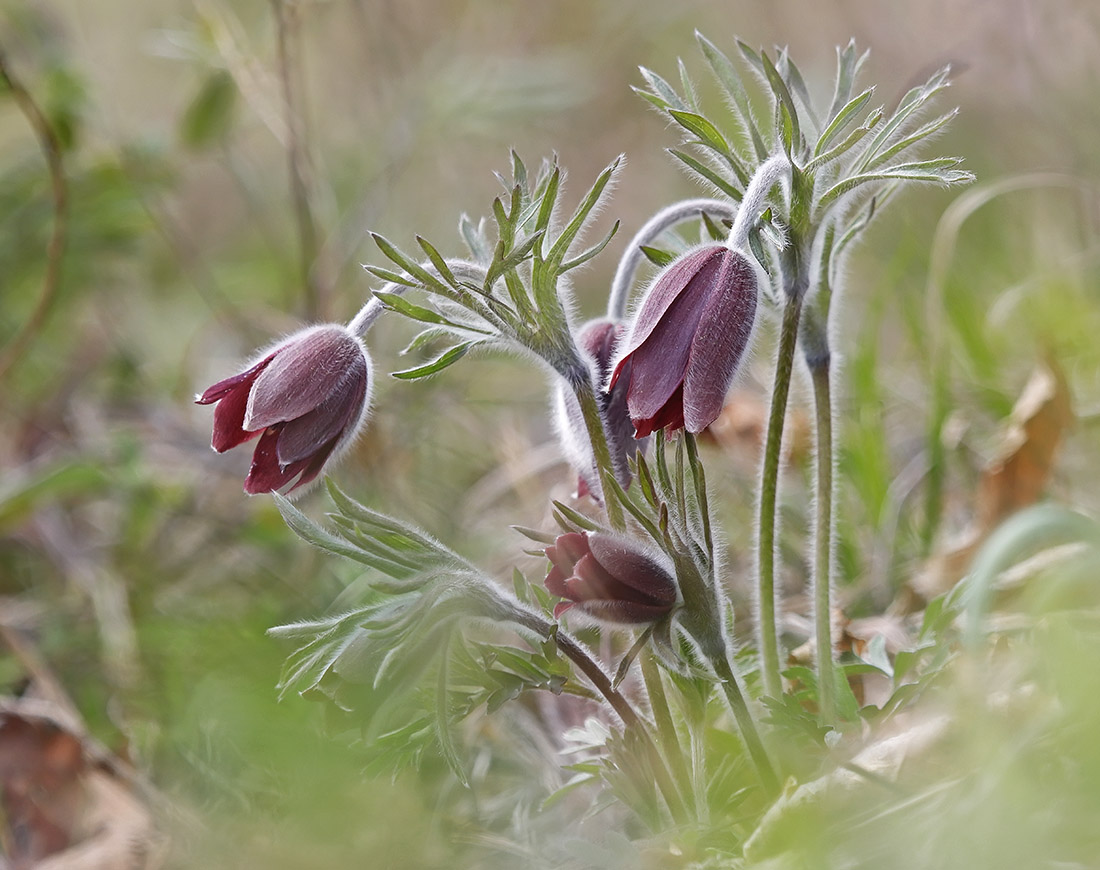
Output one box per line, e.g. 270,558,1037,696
612,246,725,374
276,357,368,464
285,437,340,492
620,253,723,425
683,251,758,433
246,326,366,431
572,553,661,607
587,534,677,605
574,599,673,624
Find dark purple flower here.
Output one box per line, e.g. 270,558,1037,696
608,245,757,438
554,318,646,499
544,532,678,624
196,324,372,494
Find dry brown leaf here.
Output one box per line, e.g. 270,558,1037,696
909,356,1073,603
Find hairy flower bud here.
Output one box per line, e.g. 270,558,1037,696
609,245,757,438
196,324,372,494
544,531,678,624
553,319,646,499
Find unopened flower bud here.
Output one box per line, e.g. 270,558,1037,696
609,245,757,438
196,324,372,494
544,531,678,624
553,318,646,499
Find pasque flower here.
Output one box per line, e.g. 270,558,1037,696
544,531,678,624
196,324,372,494
553,318,646,499
608,245,757,438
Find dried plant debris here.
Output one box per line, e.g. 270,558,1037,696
910,357,1073,602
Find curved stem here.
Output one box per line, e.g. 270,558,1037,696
348,259,487,337
607,198,736,320
809,359,837,724
727,153,790,254
0,43,68,384
756,294,804,699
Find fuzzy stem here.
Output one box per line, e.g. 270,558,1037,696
554,631,687,822
348,259,487,338
711,654,779,795
809,358,837,724
641,651,693,814
727,154,790,254
607,198,737,320
572,376,626,531
756,294,804,699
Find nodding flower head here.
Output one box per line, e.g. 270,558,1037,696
609,245,758,438
196,324,372,495
553,318,646,500
544,531,678,625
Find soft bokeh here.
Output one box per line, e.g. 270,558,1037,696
2,0,1099,866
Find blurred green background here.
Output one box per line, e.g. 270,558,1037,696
2,1,1100,866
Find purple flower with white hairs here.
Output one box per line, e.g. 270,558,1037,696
544,531,678,624
608,245,757,438
196,324,371,494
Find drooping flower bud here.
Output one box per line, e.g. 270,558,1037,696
196,324,372,494
552,318,646,499
543,531,678,624
609,245,758,438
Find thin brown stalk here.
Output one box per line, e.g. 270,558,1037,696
271,0,324,320
0,43,69,383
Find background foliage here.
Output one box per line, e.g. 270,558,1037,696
2,0,1100,866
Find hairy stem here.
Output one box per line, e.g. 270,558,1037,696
348,259,488,337
607,198,736,320
756,294,804,698
809,359,837,724
572,377,626,531
641,651,693,814
555,631,687,822
0,43,68,384
711,654,779,795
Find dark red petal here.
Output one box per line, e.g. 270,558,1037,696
276,358,368,464
552,601,576,619
196,354,275,405
210,380,262,452
588,534,677,605
243,426,331,495
574,599,673,624
247,326,366,430
631,383,686,439
683,250,758,433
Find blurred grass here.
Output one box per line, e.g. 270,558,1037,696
2,0,1100,866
